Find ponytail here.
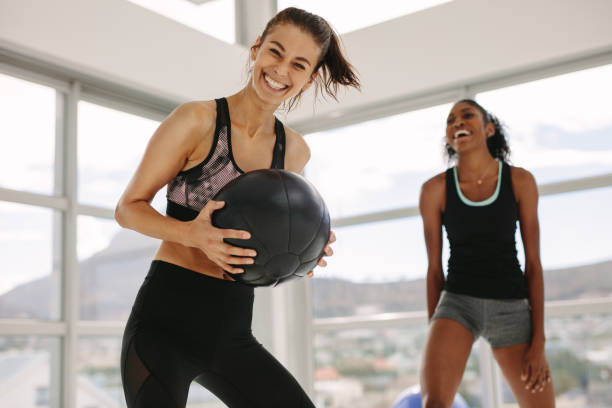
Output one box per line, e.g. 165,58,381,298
254,7,360,111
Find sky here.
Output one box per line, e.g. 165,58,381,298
1,2,612,294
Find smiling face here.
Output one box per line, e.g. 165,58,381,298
249,23,321,105
446,101,495,155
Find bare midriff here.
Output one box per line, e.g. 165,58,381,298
153,241,235,281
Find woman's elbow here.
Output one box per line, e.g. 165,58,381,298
114,198,130,227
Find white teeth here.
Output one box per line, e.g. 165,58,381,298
454,130,470,139
264,74,287,90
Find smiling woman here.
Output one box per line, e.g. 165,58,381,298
249,7,359,111
113,6,359,408
419,99,556,408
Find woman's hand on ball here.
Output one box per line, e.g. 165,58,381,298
308,230,336,277
188,200,256,273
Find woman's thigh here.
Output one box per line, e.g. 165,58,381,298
420,318,475,406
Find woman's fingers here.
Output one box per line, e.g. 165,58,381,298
224,244,257,258
329,230,337,243
221,228,251,240
524,364,548,392
218,261,245,274
202,199,225,218
219,251,255,266
521,362,533,385
539,367,552,392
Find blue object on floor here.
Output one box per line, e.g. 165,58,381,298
391,385,469,408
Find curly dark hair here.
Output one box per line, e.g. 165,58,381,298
445,99,511,163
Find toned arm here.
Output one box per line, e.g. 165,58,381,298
512,166,546,342
420,173,446,320
114,101,215,246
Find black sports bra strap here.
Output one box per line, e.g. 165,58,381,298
215,98,231,128
272,117,286,169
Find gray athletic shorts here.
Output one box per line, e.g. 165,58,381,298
431,290,532,349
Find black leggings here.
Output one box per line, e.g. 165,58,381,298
120,260,315,408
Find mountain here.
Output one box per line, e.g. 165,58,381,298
312,261,612,318
1,229,611,320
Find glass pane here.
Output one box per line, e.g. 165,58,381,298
78,216,158,321
538,187,612,300
78,216,122,262
315,219,420,317
313,218,450,318
501,312,612,407
305,103,451,219
0,73,56,195
0,202,60,320
186,383,225,408
313,326,482,408
126,0,235,43
77,337,124,408
77,101,164,210
477,64,612,184
0,336,61,408
278,0,453,34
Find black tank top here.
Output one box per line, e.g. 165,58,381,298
166,98,286,221
442,161,528,299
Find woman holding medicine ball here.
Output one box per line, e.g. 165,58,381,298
115,7,359,408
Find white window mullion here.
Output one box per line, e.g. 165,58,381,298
0,187,68,209
75,204,115,219
61,80,80,408
479,341,503,408
51,89,67,408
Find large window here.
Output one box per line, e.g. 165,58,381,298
307,63,612,407
0,337,61,408
77,101,164,211
306,103,451,218
0,73,56,195
0,66,177,407
477,64,612,184
311,217,436,318
305,102,462,405
2,43,612,408
0,202,60,320
313,326,483,408
539,187,612,282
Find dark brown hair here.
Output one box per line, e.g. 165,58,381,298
252,7,360,111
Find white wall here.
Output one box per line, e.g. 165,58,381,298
2,0,611,121
286,0,612,124
0,0,247,103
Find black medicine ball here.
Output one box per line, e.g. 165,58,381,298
211,169,330,287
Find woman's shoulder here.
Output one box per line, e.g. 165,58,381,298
509,165,536,186
172,100,217,126
282,124,311,173
420,171,447,215
509,165,538,203
422,171,447,194
163,100,218,143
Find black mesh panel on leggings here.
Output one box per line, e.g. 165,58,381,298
123,339,150,404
